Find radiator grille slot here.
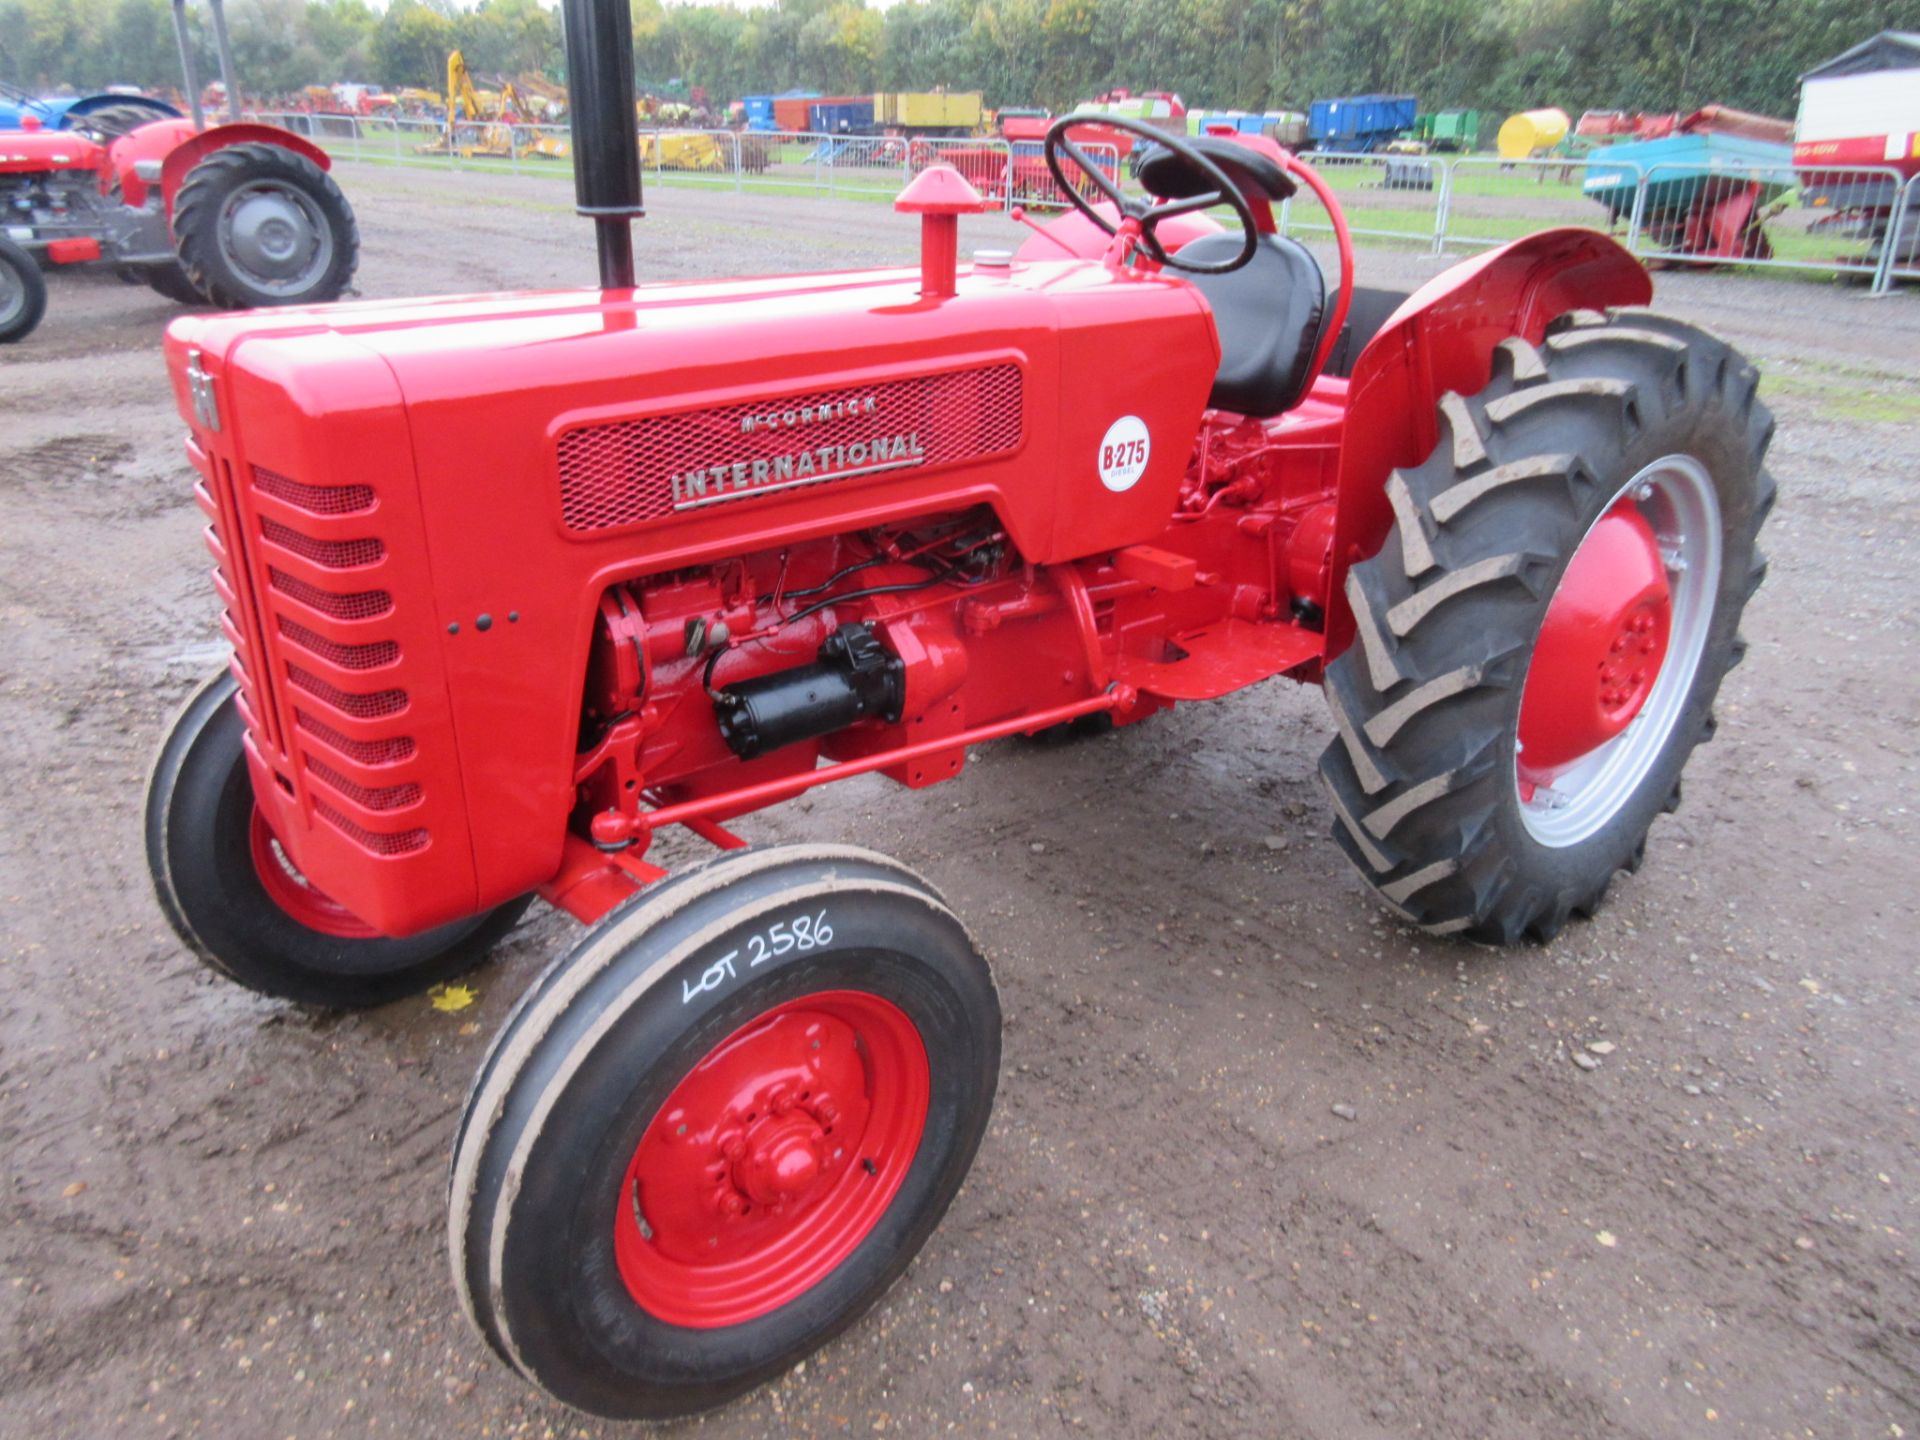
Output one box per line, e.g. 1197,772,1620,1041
261,517,385,569
278,616,400,671
557,363,1025,533
296,710,416,765
253,466,375,516
313,797,429,856
287,664,408,719
306,755,422,812
269,568,393,622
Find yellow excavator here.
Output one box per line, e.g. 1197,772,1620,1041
416,50,520,158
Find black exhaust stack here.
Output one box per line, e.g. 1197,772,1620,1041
561,0,644,289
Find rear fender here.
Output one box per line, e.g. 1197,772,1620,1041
1322,227,1652,656
158,124,333,220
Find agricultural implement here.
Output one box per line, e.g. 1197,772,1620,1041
1584,109,1796,264
144,0,1774,1418
0,0,358,343
1793,31,1920,274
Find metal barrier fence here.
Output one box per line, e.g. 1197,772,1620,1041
249,112,1115,210
248,113,1919,290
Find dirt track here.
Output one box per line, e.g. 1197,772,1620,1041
4,161,1920,1439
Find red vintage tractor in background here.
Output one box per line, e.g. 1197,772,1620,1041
0,0,357,343
140,0,1773,1419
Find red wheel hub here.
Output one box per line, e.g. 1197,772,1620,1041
247,806,378,938
613,990,929,1328
1518,504,1672,783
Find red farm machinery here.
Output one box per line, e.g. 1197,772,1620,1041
0,0,357,343
143,0,1774,1418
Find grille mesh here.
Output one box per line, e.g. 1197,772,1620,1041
296,710,416,765
254,466,375,516
313,797,428,856
287,664,408,719
269,568,393,622
261,517,385,569
557,364,1024,533
306,755,422,812
278,616,400,671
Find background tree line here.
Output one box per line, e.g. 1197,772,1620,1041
1,0,1911,121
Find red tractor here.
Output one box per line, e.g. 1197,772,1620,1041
141,0,1772,1419
0,0,357,343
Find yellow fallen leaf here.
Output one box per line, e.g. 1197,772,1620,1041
457,1021,480,1037
1595,1230,1617,1248
62,1181,87,1198
429,983,477,1013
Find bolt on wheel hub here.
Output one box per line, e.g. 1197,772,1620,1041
614,991,929,1328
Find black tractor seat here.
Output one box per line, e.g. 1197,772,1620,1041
1176,232,1328,417
1134,138,1328,417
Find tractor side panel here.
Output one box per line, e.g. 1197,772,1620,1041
1323,228,1652,655
379,266,1213,914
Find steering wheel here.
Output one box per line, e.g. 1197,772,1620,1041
1043,113,1260,275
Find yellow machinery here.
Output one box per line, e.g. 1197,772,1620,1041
639,131,725,171
1497,107,1572,159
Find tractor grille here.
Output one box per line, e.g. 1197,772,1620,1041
193,439,427,863
556,363,1026,533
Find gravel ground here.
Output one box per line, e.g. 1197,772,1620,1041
3,161,1919,1440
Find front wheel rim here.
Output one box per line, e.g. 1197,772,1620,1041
248,806,379,938
613,990,930,1329
0,260,24,327
1515,454,1723,848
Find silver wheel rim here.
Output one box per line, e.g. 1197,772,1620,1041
1517,454,1723,848
217,181,333,297
0,259,23,327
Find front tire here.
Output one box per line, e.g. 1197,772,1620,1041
0,234,48,343
449,845,1001,1420
146,671,532,1006
1319,309,1774,943
172,142,359,309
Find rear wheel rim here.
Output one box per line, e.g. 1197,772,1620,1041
247,806,379,938
613,990,930,1329
218,181,333,296
1515,454,1722,848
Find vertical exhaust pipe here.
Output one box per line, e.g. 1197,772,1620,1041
170,0,205,130
560,0,645,289
206,0,243,122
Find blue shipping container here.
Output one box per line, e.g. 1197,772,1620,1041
810,100,875,133
1309,94,1418,151
742,94,777,131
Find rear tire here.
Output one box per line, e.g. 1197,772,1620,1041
146,671,532,1007
173,142,359,309
68,101,172,143
449,845,1000,1419
0,234,48,343
140,261,208,307
1319,309,1774,943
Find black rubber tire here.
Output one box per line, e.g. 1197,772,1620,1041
140,260,208,307
68,101,170,143
172,142,359,309
0,233,48,343
1319,307,1775,943
448,844,1001,1420
145,671,533,1007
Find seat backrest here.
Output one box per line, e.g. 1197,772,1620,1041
1176,232,1328,418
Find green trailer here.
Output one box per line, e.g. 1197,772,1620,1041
1416,109,1484,151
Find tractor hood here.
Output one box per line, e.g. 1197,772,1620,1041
0,129,105,175
162,258,1218,934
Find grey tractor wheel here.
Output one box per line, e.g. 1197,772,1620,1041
141,261,209,307
1319,308,1775,944
0,233,48,343
173,142,359,309
68,101,173,143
